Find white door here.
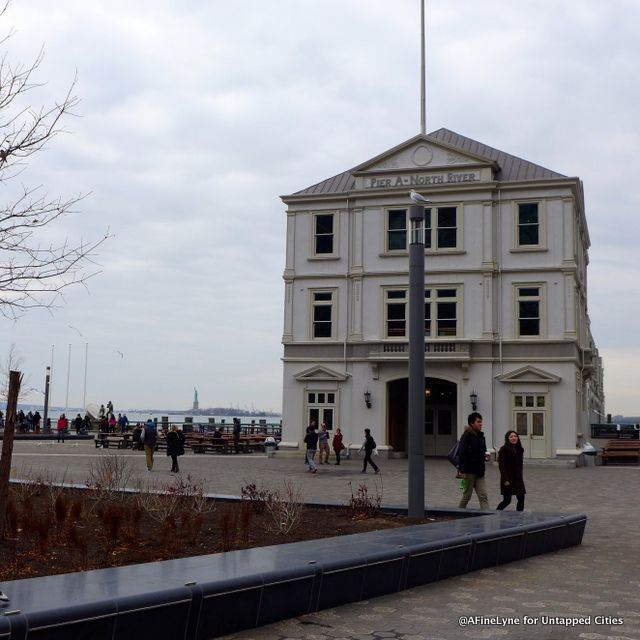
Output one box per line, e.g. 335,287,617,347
514,394,547,459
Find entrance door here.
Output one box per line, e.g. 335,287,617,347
424,407,455,456
387,377,456,456
514,393,547,458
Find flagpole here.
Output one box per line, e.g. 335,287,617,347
420,0,426,134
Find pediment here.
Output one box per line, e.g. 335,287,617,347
352,134,496,175
294,365,348,382
497,366,561,384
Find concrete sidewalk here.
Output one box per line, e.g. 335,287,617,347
8,441,640,640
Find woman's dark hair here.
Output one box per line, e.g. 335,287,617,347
504,430,524,452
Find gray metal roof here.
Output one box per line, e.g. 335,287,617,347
289,128,567,197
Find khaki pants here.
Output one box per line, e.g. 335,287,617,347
459,473,489,510
144,444,155,470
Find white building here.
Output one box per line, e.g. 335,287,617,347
280,129,604,462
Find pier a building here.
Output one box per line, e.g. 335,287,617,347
279,129,604,463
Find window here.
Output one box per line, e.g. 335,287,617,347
516,286,541,337
515,202,545,249
384,286,460,339
425,287,460,337
313,213,334,255
385,289,407,337
307,391,336,430
387,209,407,251
425,206,458,250
311,290,335,339
387,206,459,252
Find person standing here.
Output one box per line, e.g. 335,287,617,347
33,410,41,433
496,430,526,511
73,414,83,434
458,412,490,510
332,427,345,465
166,425,186,473
360,428,380,474
56,414,68,443
232,418,242,454
304,424,319,473
318,422,330,464
142,419,158,471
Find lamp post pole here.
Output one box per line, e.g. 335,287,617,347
408,203,426,518
43,366,51,433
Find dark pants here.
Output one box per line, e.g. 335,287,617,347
497,493,525,511
362,451,379,473
57,430,65,443
334,450,341,465
170,453,179,472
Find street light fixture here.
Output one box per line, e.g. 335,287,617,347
43,366,51,433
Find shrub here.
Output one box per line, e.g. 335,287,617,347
263,479,304,536
345,481,383,519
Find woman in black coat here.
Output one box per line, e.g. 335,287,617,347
496,430,526,511
166,425,186,473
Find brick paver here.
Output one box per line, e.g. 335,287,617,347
8,441,640,640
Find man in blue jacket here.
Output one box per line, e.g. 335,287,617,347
142,419,158,471
457,412,490,510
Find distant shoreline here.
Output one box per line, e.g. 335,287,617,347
3,404,282,419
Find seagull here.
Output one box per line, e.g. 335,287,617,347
114,350,124,359
68,325,83,337
409,189,431,204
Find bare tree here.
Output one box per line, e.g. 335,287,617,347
0,369,21,541
0,1,108,319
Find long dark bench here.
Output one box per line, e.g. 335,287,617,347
601,440,640,464
0,508,586,639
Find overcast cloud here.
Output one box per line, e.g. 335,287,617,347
1,0,638,415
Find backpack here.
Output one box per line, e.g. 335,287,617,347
447,439,461,468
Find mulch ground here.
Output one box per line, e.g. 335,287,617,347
0,483,451,582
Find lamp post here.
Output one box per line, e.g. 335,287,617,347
408,201,426,518
43,366,51,433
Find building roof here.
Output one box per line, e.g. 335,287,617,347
290,128,567,197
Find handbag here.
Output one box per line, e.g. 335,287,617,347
447,440,461,468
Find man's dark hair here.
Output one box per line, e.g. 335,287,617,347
467,412,483,425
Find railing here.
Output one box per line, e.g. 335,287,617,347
590,423,639,440
373,341,470,359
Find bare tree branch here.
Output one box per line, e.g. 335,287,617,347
0,3,108,318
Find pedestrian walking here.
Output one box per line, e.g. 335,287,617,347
166,425,186,473
318,422,330,464
496,430,526,511
141,419,158,471
457,412,491,510
360,428,379,474
304,420,316,466
304,424,319,473
332,427,345,465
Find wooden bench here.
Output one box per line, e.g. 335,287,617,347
95,433,132,449
601,440,640,464
191,437,229,454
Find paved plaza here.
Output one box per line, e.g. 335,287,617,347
7,441,640,640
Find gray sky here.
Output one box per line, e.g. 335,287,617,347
1,0,638,415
